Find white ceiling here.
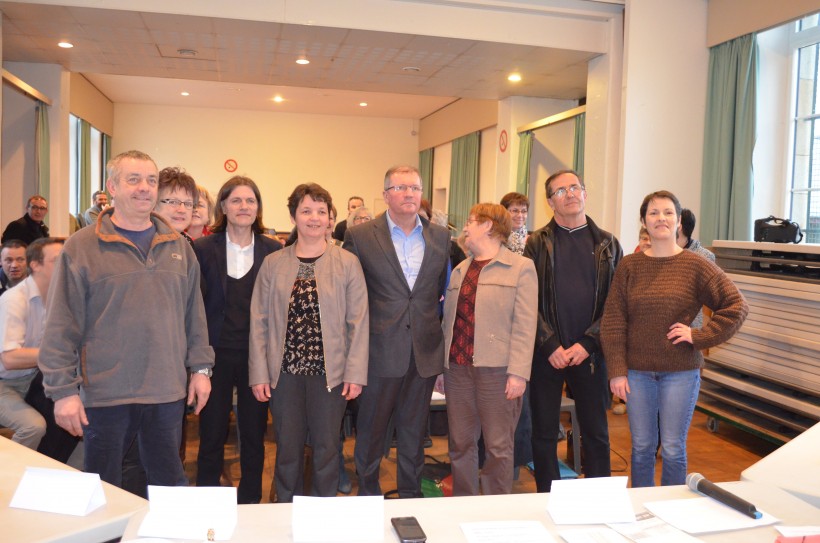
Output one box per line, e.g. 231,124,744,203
0,1,601,118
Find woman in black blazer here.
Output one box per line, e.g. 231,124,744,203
193,176,281,504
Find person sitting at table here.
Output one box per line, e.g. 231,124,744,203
438,203,538,496
601,190,748,487
194,176,281,504
249,183,368,502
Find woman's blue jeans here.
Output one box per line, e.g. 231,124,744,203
626,369,700,487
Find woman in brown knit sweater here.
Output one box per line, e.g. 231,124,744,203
600,190,748,487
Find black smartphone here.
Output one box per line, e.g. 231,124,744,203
391,516,427,543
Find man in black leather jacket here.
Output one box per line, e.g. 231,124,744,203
524,169,623,492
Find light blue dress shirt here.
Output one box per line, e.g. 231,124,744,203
386,211,425,290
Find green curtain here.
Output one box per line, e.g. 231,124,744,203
419,148,433,200
448,131,480,229
700,33,758,245
34,102,50,225
102,132,112,190
573,113,586,180
515,131,533,195
78,119,92,215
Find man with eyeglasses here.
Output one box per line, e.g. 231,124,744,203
2,196,50,245
344,165,450,498
39,150,214,492
154,167,198,245
332,195,365,241
524,169,623,492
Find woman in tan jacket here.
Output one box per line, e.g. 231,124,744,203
438,203,538,496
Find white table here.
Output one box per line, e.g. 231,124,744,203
1,436,147,543
122,481,820,542
742,421,820,508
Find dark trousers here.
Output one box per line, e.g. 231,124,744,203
354,360,436,498
530,353,611,492
270,373,348,502
196,348,268,504
24,372,80,463
84,400,187,488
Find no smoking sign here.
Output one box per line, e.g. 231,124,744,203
224,159,238,173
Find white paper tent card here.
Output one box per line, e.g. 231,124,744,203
138,485,237,541
292,495,384,542
10,466,106,516
547,476,636,525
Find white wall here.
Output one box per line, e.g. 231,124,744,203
528,120,576,230
112,103,419,231
617,0,709,249
1,85,37,226
478,126,497,206
2,62,70,235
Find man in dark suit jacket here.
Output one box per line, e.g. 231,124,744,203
344,165,450,498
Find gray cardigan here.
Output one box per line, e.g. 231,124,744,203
442,245,538,380
248,243,369,390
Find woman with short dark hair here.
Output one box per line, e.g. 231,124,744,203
249,183,369,502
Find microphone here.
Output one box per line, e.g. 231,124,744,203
686,472,762,519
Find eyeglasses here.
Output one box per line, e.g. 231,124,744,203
29,205,48,212
507,207,528,215
385,185,423,193
549,184,583,199
159,198,194,209
353,216,372,223
465,217,480,226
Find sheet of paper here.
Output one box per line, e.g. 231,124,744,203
559,527,631,543
137,485,237,541
644,497,778,534
776,526,820,537
547,476,636,525
292,495,383,542
9,467,106,516
607,511,702,543
461,520,556,543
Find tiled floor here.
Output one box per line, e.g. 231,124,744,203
181,404,779,502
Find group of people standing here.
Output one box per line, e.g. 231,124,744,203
4,149,748,504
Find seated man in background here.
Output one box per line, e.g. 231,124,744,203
0,238,63,451
0,240,27,296
83,190,109,227
2,196,49,245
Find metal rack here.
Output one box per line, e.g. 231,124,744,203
699,241,820,444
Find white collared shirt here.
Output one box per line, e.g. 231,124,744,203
0,276,44,379
226,231,255,279
385,211,425,290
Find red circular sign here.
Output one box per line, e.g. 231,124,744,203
499,130,508,153
224,159,238,172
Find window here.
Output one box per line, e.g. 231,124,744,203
68,114,108,215
790,15,820,243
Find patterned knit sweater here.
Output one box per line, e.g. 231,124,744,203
601,250,748,379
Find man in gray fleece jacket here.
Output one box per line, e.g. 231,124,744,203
38,150,214,489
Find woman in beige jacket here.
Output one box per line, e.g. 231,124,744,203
438,203,538,496
249,183,368,502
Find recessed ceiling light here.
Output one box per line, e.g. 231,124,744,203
57,41,73,49
180,91,190,97
273,96,284,103
359,102,368,107
177,48,198,57
296,57,310,65
402,66,421,72
508,73,522,82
